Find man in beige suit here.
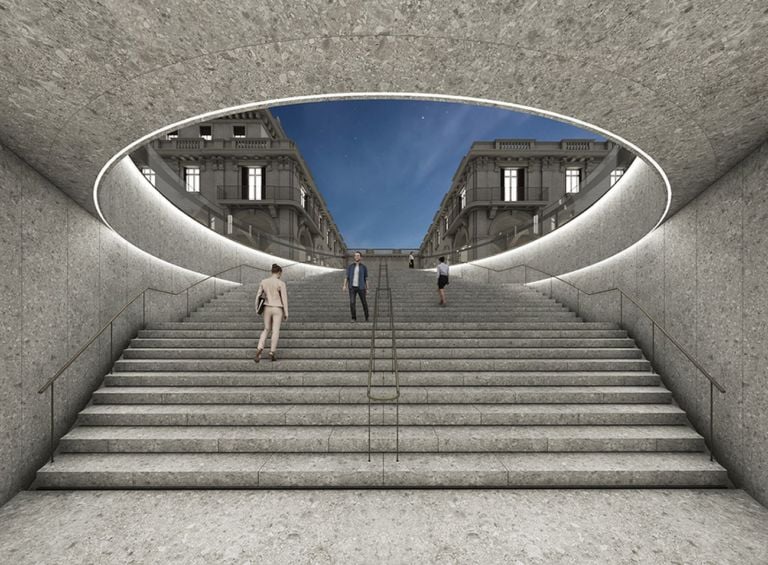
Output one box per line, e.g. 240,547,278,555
255,264,288,362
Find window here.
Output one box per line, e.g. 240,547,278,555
533,214,539,235
565,168,581,194
550,216,557,230
140,167,156,185
166,130,178,140
443,215,449,232
300,186,308,209
610,168,625,187
227,214,233,235
199,125,212,140
233,125,246,138
459,186,467,209
184,166,200,192
241,167,263,200
209,217,216,230
502,168,525,201
326,230,331,245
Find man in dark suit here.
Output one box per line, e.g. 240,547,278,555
342,251,369,321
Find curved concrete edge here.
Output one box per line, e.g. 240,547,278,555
453,157,667,281
99,157,337,282
93,93,672,283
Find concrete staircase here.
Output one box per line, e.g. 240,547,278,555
35,268,727,488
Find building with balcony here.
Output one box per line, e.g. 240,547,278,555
418,139,633,263
131,110,346,265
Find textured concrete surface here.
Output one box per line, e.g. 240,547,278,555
1,1,767,217
0,489,767,564
0,1,764,278
523,140,768,507
0,143,266,507
455,159,666,282
0,140,334,506
100,159,331,283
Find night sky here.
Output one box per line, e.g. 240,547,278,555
271,99,603,249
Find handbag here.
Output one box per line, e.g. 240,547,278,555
256,291,266,315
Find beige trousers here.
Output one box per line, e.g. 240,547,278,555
258,306,283,352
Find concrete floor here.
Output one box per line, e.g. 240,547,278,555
0,490,766,564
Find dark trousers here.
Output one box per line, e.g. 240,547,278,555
349,287,369,320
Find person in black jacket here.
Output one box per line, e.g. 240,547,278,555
342,251,369,321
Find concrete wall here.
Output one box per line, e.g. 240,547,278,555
495,141,768,506
99,158,335,280
0,142,323,506
454,156,668,283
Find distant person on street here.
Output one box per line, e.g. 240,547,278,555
437,256,449,306
408,252,415,269
255,264,288,362
342,251,369,321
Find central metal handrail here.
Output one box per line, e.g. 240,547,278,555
466,261,726,462
367,260,400,462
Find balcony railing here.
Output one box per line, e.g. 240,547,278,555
468,185,549,204
442,185,550,229
216,185,299,202
153,138,296,152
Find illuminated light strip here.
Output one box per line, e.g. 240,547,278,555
92,93,671,274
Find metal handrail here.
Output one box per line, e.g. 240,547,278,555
367,260,400,462
36,261,311,464
465,261,725,462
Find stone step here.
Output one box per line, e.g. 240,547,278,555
121,347,644,360
216,302,561,310
77,403,688,427
34,452,727,489
187,312,580,321
92,385,672,405
113,358,652,372
104,370,661,387
139,328,629,339
58,425,705,454
130,337,637,349
152,321,616,330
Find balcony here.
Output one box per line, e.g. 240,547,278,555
442,185,549,232
217,184,298,203
217,185,327,234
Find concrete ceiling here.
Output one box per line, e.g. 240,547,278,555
1,0,766,220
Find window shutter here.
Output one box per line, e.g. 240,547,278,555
500,168,505,200
518,168,526,201
240,167,248,199
262,166,267,199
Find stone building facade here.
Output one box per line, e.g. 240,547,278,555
131,110,346,266
418,139,632,263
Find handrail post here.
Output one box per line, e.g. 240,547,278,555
186,288,190,318
523,265,527,285
710,381,714,462
49,382,55,464
549,277,553,298
651,321,655,368
576,288,580,316
109,322,113,362
619,293,623,326
142,291,146,328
